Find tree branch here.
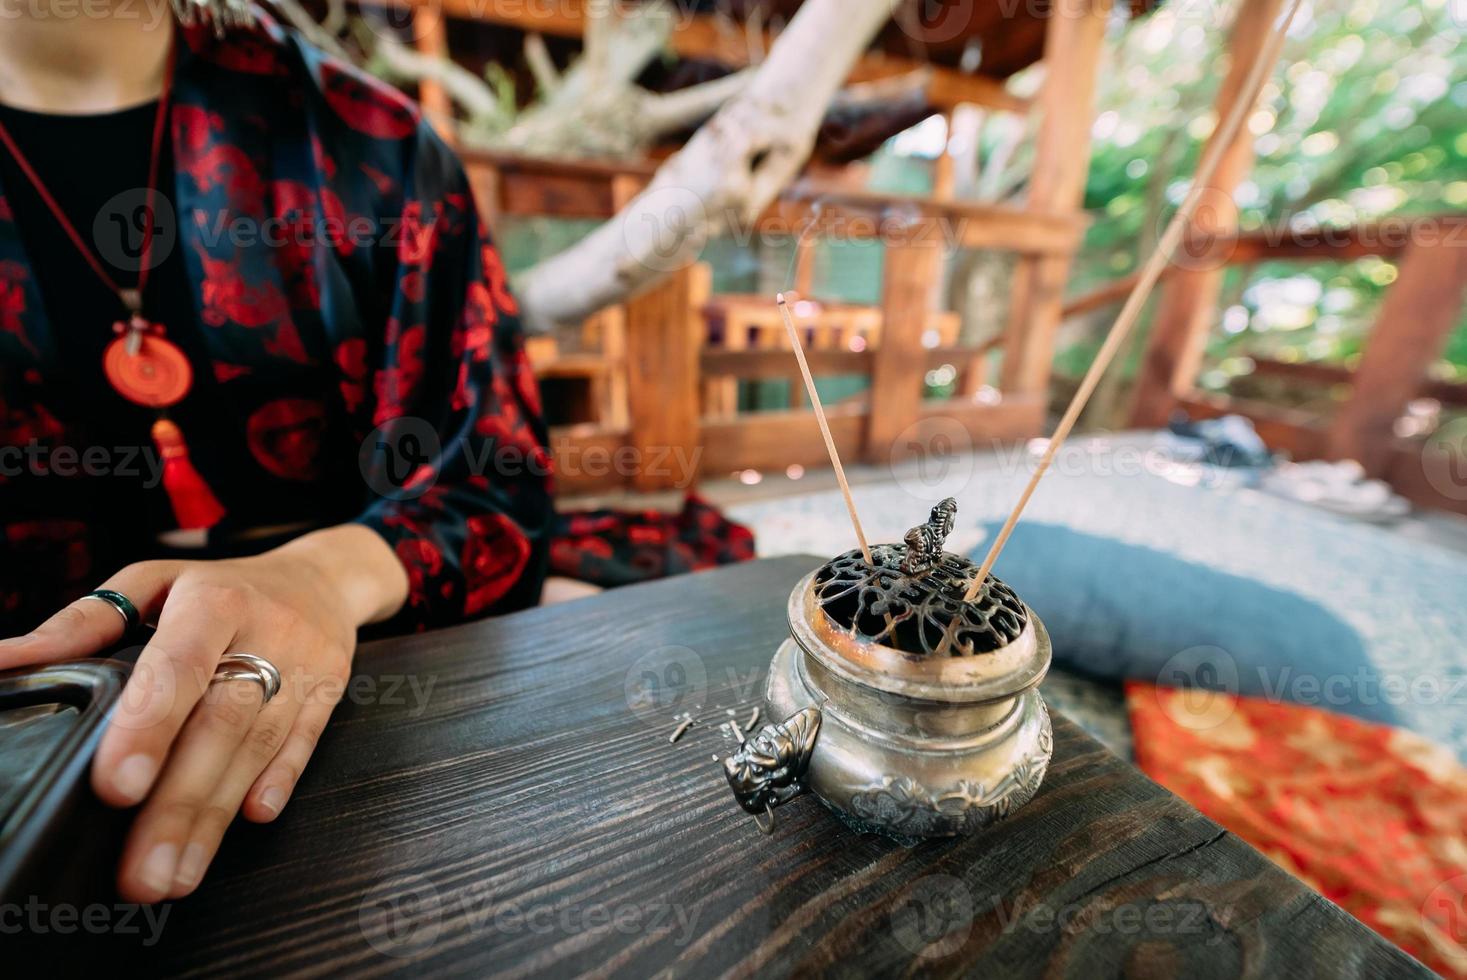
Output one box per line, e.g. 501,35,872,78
270,0,348,60
368,28,507,127
641,68,756,133
523,33,562,96
514,0,900,333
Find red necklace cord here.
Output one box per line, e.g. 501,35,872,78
0,32,177,306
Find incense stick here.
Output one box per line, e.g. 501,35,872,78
779,293,875,565
963,0,1302,603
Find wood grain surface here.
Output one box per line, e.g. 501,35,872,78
89,556,1423,978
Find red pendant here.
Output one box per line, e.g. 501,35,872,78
103,314,193,409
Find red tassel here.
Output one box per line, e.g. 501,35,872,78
151,418,226,531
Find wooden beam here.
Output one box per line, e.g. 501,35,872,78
1000,0,1111,398
700,405,867,475
413,8,456,142
916,394,1047,443
1129,0,1284,428
700,344,995,380
1249,356,1467,407
866,236,944,462
697,397,1044,476
765,187,1085,254
702,348,869,380
1062,271,1153,319
1060,214,1467,320
623,265,703,491
1225,215,1467,262
459,149,1085,252
463,161,502,232
1326,239,1467,473
370,0,1032,114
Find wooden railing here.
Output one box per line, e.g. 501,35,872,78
464,147,1090,494
1107,213,1467,513
447,0,1112,495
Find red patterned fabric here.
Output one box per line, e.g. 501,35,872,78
1127,681,1467,977
550,494,755,587
0,16,756,636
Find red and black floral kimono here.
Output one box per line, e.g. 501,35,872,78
0,18,750,636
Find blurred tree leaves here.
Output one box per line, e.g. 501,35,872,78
1070,0,1467,384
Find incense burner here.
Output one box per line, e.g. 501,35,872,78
723,500,1053,839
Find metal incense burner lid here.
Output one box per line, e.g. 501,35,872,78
723,499,1053,839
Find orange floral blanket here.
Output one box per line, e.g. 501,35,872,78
1127,681,1467,978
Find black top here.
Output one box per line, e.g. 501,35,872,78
0,101,222,563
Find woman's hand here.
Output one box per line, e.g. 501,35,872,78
0,524,408,903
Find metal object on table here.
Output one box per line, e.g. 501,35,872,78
212,652,282,704
0,660,133,901
724,499,1053,839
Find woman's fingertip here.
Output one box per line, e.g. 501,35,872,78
110,753,160,805
134,841,179,900
173,842,209,894
258,785,287,817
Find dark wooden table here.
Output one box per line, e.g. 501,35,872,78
132,556,1422,978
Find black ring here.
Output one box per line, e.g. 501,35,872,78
84,589,141,634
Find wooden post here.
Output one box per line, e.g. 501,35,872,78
465,161,503,233
867,234,943,462
933,110,957,202
1129,0,1283,427
597,175,648,434
413,9,457,144
793,238,818,297
702,300,745,420
625,265,704,491
999,0,1110,406
1326,240,1467,473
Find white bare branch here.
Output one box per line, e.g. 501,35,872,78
831,67,934,109
523,33,562,96
270,0,348,60
582,0,615,91
514,0,900,333
369,29,506,128
640,68,756,134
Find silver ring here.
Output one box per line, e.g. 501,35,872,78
212,653,282,704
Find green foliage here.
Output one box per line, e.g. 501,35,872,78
1071,0,1467,379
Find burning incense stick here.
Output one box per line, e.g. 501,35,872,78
963,0,1303,603
779,293,875,565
